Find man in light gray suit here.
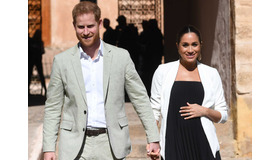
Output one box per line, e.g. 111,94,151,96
43,1,160,160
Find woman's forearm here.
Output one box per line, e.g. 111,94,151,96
204,107,222,123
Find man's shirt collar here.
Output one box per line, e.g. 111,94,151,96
79,40,103,60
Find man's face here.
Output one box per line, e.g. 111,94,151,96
73,13,101,48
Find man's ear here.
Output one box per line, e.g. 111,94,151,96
99,19,103,28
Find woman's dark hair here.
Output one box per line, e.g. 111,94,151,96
176,25,202,44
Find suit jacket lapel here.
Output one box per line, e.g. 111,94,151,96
103,42,112,102
70,44,87,105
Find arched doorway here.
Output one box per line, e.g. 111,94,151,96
164,0,233,108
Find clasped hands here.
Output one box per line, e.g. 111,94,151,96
146,142,160,160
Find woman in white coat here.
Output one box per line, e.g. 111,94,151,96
150,25,228,160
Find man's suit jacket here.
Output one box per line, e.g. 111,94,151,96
43,41,159,160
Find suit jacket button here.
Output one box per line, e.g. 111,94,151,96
83,128,85,131
84,110,87,114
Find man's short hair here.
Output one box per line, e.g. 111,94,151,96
72,1,101,24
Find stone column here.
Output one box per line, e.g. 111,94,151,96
233,0,252,157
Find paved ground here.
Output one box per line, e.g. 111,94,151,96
29,102,251,160
29,104,44,160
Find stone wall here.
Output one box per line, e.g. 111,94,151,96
234,0,252,157
50,0,118,49
50,0,78,49
210,0,231,109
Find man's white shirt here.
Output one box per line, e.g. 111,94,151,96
79,40,106,128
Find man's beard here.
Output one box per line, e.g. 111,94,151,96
77,34,98,48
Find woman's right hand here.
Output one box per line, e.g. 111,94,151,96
146,143,160,160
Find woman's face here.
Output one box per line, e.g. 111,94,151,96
177,32,201,64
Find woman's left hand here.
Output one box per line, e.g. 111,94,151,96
179,102,207,120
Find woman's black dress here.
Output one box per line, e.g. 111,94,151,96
164,81,221,160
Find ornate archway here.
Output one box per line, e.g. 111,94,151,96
118,0,163,32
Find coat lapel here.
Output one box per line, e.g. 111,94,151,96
102,42,112,102
162,60,179,118
70,44,87,105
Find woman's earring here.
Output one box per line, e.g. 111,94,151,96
198,53,202,61
198,43,202,61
